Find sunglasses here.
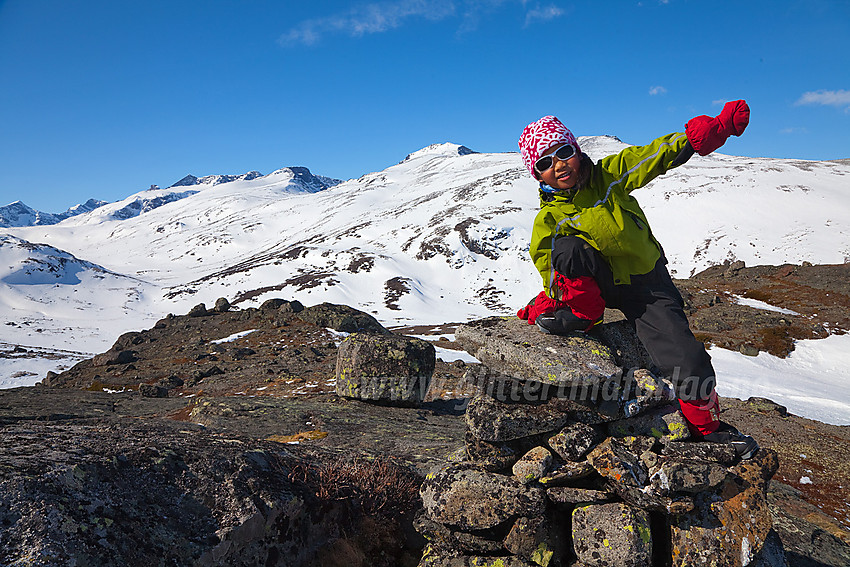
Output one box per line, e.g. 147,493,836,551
534,144,577,175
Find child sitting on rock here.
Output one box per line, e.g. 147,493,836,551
516,101,759,459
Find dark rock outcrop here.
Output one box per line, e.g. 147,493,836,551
0,417,421,567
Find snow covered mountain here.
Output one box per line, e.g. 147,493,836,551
2,140,849,389
0,198,108,227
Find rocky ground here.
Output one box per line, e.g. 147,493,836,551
1,261,849,566
678,261,850,356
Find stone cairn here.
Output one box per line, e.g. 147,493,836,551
415,317,786,567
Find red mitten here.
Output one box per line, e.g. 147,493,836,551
517,290,565,324
685,100,750,156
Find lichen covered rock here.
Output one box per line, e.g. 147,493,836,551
572,502,652,567
504,515,565,567
607,403,691,443
465,394,618,444
512,446,554,484
548,422,605,462
420,464,545,531
455,317,623,390
670,450,780,567
298,302,388,333
335,332,435,407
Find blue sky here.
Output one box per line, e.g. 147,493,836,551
1,0,848,211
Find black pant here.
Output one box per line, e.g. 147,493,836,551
552,236,715,401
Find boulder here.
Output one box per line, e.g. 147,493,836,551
298,302,388,333
587,438,649,488
465,394,619,444
464,432,518,472
547,422,605,462
607,403,691,443
187,303,208,317
335,332,435,407
591,321,654,371
504,515,565,567
418,545,536,567
512,446,554,484
572,502,652,567
138,383,168,398
670,450,780,567
413,513,505,555
212,297,231,312
454,317,623,391
538,460,596,486
649,458,730,495
420,464,545,531
661,440,739,465
546,487,613,506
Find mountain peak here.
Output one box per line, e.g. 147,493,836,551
168,171,263,189
266,166,342,193
400,143,477,164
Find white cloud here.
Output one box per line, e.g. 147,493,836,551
279,1,565,45
649,86,667,96
524,4,564,27
795,89,850,109
279,0,457,46
779,127,808,135
712,99,727,106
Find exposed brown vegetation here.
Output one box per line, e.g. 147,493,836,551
288,456,421,518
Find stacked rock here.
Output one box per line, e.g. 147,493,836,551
416,317,785,567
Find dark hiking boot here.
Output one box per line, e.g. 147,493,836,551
701,422,760,460
536,310,602,335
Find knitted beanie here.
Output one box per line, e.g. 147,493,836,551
518,116,579,177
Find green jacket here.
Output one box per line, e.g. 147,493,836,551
530,132,689,295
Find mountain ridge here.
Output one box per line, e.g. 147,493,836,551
1,167,341,228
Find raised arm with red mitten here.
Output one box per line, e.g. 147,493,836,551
685,100,750,156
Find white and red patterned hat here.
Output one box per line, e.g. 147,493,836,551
518,116,579,177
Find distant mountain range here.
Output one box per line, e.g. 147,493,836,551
0,198,108,228
2,139,849,379
0,167,341,227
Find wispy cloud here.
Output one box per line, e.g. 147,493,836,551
795,89,850,110
780,127,808,135
524,4,564,27
649,86,667,96
279,1,565,46
279,1,457,46
712,98,727,106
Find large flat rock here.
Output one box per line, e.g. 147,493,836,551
455,317,625,390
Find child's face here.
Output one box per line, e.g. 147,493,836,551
537,143,582,191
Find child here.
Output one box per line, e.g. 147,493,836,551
517,101,759,459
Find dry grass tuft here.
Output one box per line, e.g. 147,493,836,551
289,456,420,517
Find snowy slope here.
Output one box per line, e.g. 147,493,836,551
0,234,151,366
2,140,850,423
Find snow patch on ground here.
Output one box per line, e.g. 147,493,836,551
210,329,258,344
434,345,481,364
711,333,850,426
731,295,802,316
